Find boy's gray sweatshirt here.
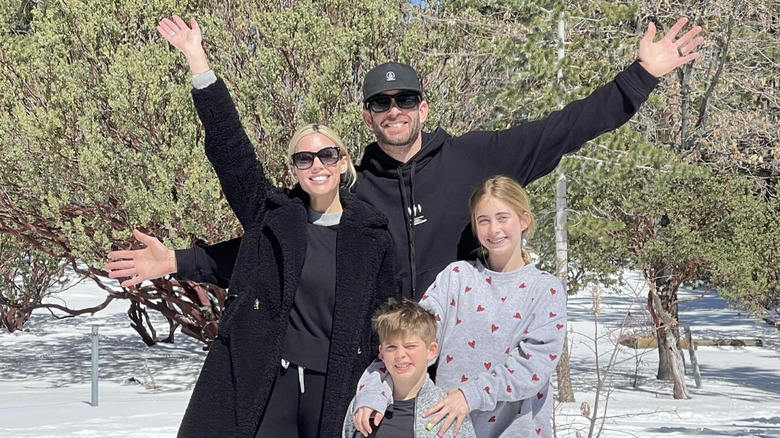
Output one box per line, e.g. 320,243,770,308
342,375,476,438
353,261,567,438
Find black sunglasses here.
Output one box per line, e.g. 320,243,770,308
365,92,421,113
290,146,342,170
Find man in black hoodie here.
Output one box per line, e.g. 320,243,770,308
108,17,703,300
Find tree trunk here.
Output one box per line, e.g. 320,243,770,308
556,332,575,402
648,286,690,399
554,167,575,402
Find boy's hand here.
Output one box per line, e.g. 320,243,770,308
353,407,383,437
423,389,470,437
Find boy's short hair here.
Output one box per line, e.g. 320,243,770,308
372,298,437,345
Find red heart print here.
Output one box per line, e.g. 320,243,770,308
464,286,472,293
486,277,492,284
507,368,515,374
453,266,460,272
484,362,492,370
501,296,507,302
519,283,526,288
468,340,476,348
532,374,539,381
484,386,491,394
536,428,542,435
549,311,557,318
446,355,453,363
422,294,429,300
359,384,365,391
506,385,512,393
461,375,468,382
536,392,544,399
505,347,511,354
550,288,557,294
477,305,485,312
549,354,558,360
488,416,496,422
456,318,462,325
491,324,499,332
450,299,456,306
526,352,532,359
514,312,521,319
556,323,564,330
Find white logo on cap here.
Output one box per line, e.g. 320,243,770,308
386,71,396,81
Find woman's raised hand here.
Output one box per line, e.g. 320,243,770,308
105,229,177,287
156,15,210,75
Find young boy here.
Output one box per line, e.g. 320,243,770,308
342,299,476,438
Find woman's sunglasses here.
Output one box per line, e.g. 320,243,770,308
364,92,422,113
290,147,342,170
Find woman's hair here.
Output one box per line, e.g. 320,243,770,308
372,298,437,345
287,124,357,189
468,175,534,264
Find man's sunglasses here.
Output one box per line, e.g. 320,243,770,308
290,146,342,170
365,92,421,113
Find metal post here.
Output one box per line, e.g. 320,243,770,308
91,325,99,406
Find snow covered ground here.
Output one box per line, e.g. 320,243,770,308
1,272,779,437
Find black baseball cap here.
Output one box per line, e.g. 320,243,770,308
362,62,422,103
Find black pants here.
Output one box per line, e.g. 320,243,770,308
254,363,327,438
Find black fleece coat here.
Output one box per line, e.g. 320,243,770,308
176,79,399,438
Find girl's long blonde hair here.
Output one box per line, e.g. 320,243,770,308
468,175,534,264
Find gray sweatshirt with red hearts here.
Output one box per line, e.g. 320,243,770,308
354,260,567,438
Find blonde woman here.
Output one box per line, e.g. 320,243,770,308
107,16,398,438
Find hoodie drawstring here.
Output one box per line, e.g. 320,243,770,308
397,161,418,297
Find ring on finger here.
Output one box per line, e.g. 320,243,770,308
677,47,683,57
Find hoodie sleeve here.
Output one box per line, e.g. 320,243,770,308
172,236,242,288
191,77,270,228
458,276,567,412
458,61,659,186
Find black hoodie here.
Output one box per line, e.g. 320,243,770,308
176,60,658,300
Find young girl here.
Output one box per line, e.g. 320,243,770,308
353,175,567,438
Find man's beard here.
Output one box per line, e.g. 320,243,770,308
372,117,422,148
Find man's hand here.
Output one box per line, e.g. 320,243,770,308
423,388,470,437
638,17,704,78
353,406,384,437
106,229,177,287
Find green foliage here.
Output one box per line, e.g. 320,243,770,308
0,233,70,332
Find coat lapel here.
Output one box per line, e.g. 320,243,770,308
263,190,308,310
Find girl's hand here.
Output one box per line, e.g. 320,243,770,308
156,15,210,75
423,388,470,437
353,407,384,437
